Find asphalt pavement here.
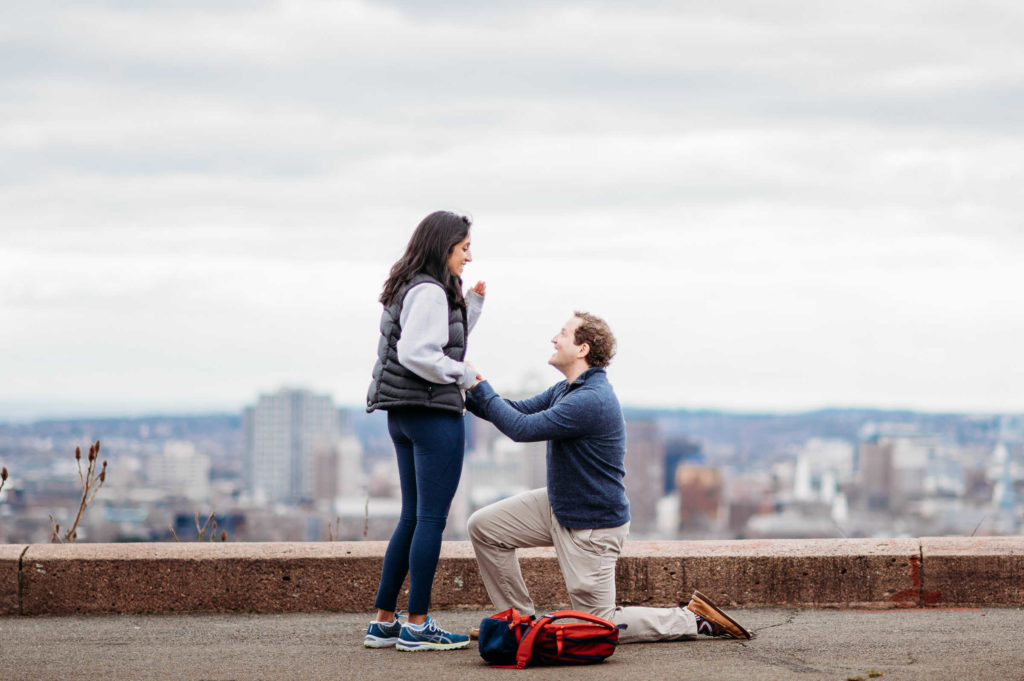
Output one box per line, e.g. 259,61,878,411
2,607,1023,681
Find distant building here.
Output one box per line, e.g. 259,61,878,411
991,442,1023,534
856,423,947,512
793,438,853,504
987,442,1024,487
890,436,939,505
147,441,211,502
663,436,702,495
244,388,340,505
744,508,838,539
677,465,722,535
311,443,338,505
856,439,894,511
464,386,549,504
624,419,665,536
312,434,364,504
723,473,776,535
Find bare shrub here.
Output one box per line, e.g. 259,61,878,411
170,511,228,542
50,441,107,543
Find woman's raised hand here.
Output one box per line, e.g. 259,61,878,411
465,361,484,389
470,281,487,297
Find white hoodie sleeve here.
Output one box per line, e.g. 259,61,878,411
466,289,484,334
397,283,477,389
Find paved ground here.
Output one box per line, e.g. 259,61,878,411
2,608,1023,681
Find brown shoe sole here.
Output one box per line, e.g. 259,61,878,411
687,590,752,640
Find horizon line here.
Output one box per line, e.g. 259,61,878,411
1,401,1019,426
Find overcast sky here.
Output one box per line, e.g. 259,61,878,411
2,1,1023,420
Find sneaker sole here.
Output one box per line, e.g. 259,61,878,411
364,636,399,648
396,640,471,651
688,590,752,640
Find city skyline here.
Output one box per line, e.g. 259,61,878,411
3,2,1024,420
1,395,1020,544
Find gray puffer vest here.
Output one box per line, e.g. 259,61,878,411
366,273,468,414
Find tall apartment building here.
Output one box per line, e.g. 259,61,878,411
243,388,340,505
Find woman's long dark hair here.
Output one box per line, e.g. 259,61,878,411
380,211,471,308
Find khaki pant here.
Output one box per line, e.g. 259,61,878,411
467,488,697,643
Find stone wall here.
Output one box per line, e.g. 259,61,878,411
2,537,1021,615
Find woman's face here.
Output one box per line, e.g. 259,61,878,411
447,233,472,277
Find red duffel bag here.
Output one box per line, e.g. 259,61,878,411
480,609,620,668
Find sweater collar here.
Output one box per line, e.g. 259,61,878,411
566,366,605,392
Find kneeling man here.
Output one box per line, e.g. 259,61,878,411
466,311,750,643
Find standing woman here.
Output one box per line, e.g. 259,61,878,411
363,211,484,651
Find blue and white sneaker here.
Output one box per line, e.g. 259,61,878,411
364,617,403,648
395,616,470,651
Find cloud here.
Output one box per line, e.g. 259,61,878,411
2,0,1023,415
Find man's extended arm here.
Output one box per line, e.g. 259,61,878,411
466,382,555,419
466,381,599,443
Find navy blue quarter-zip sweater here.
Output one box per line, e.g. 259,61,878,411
466,368,630,529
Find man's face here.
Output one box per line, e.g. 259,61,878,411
549,316,585,371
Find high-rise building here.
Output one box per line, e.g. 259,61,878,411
244,388,340,505
624,419,665,537
856,439,894,511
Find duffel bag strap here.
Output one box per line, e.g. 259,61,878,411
510,610,616,668
541,610,617,631
512,613,556,669
504,610,532,641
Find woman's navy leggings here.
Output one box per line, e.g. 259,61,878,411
373,407,465,615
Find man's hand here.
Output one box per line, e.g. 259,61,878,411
470,281,487,297
466,361,484,390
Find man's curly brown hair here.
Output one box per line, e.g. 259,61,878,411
572,311,616,368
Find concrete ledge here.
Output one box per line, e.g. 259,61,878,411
1,544,26,615
18,542,393,616
4,537,1022,616
615,538,923,609
922,536,1024,606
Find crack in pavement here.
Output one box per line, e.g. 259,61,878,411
753,609,800,632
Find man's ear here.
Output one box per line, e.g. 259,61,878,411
577,342,590,360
